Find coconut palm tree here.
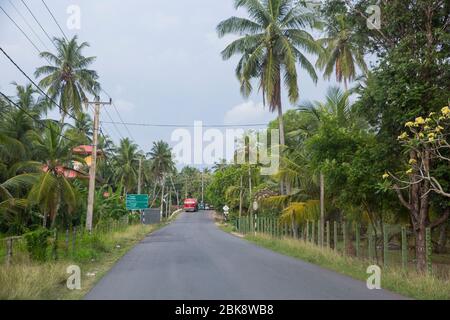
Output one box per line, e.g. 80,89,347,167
217,0,322,150
1,83,45,145
316,14,367,90
2,121,83,227
34,36,101,123
147,141,175,213
112,138,141,195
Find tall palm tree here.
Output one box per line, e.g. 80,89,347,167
147,141,175,213
147,141,175,183
217,0,322,149
316,14,367,90
34,36,100,123
112,138,141,195
2,121,83,227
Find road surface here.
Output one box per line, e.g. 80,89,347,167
85,211,404,300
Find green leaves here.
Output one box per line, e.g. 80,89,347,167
34,35,100,122
218,0,321,111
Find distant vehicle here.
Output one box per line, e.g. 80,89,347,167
198,202,205,210
184,198,198,212
205,204,210,210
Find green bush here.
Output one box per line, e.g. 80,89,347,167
24,228,51,261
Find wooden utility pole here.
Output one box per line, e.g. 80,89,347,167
320,172,325,247
85,97,111,232
137,157,143,223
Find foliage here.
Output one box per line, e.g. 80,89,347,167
24,228,51,262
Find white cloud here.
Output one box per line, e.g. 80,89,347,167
224,101,274,125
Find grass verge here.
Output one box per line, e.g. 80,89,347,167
218,223,450,300
0,223,163,300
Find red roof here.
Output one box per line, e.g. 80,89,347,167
73,145,103,156
42,165,88,179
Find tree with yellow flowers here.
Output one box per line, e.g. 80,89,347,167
383,105,450,272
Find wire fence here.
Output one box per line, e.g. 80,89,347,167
0,216,139,266
233,215,450,279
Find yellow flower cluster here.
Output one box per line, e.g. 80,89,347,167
442,106,450,116
397,132,408,140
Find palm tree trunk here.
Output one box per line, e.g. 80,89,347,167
277,100,286,195
169,175,179,208
248,165,252,215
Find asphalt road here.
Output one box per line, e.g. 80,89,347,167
85,211,404,300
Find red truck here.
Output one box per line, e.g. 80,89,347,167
183,198,198,212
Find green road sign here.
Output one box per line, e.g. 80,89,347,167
126,194,149,210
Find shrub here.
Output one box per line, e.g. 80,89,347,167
24,228,51,262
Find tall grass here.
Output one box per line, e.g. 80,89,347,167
0,224,157,300
244,233,450,300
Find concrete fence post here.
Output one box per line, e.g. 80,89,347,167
317,220,320,246
326,221,330,248
6,238,13,266
52,229,58,261
312,220,316,245
355,223,360,257
65,229,69,254
306,220,310,242
342,222,346,256
333,221,337,251
72,226,77,253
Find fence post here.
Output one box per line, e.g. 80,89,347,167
306,220,310,242
355,223,360,258
72,226,76,254
426,227,432,275
52,229,58,261
317,220,320,246
312,220,316,245
6,238,13,266
401,226,407,271
342,222,346,256
65,229,69,255
383,224,388,268
368,226,373,261
333,221,337,251
326,221,330,248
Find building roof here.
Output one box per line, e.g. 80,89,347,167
73,145,104,156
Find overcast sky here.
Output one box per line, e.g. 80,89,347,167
0,0,342,167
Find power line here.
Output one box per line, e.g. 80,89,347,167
41,0,68,42
101,88,136,141
0,46,79,123
0,90,86,146
99,120,269,128
87,103,124,141
7,0,50,51
0,5,42,54
20,0,56,47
